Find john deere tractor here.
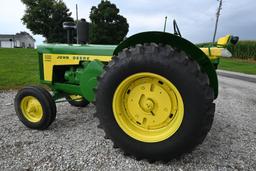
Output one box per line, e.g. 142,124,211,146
14,19,238,161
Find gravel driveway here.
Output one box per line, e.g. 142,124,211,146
0,76,255,171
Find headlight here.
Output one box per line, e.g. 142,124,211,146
221,48,232,58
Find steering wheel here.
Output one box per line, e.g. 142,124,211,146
173,20,182,37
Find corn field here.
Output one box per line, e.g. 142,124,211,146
197,41,256,60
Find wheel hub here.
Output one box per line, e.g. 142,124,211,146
69,95,83,102
113,72,184,143
140,99,154,112
20,96,43,123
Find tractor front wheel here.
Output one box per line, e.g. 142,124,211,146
14,86,56,130
95,43,215,161
65,95,90,107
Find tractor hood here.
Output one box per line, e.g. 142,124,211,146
37,44,117,56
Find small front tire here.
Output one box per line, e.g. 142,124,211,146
66,95,90,107
14,86,56,130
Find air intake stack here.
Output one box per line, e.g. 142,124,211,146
63,22,76,44
77,19,89,44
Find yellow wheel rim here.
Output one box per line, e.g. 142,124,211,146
20,96,43,123
69,95,83,102
113,72,184,143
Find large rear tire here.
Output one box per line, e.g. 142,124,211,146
95,43,215,161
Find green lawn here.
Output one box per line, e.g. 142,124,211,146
0,48,39,90
0,48,255,90
219,58,256,75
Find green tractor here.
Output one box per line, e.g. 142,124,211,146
14,20,238,161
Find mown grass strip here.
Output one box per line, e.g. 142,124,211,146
219,58,256,75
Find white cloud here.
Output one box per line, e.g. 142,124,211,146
0,0,44,44
125,13,167,33
0,0,255,45
0,0,26,32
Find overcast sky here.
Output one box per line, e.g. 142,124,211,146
0,0,255,45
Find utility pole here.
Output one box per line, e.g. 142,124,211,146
212,0,223,43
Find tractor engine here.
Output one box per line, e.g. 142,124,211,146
64,63,88,85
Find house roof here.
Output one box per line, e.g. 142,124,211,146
16,32,36,41
0,32,35,42
0,34,15,38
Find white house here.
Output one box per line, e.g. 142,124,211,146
0,32,35,48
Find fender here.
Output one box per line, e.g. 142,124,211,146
113,31,218,98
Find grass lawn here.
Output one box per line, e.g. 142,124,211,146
0,48,39,90
219,58,256,75
0,48,255,90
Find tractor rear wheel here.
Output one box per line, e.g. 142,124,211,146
14,86,56,130
95,43,215,161
66,95,90,107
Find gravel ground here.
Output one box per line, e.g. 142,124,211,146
0,76,255,171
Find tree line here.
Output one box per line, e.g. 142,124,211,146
21,0,129,44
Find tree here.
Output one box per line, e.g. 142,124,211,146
21,0,73,43
89,0,129,44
